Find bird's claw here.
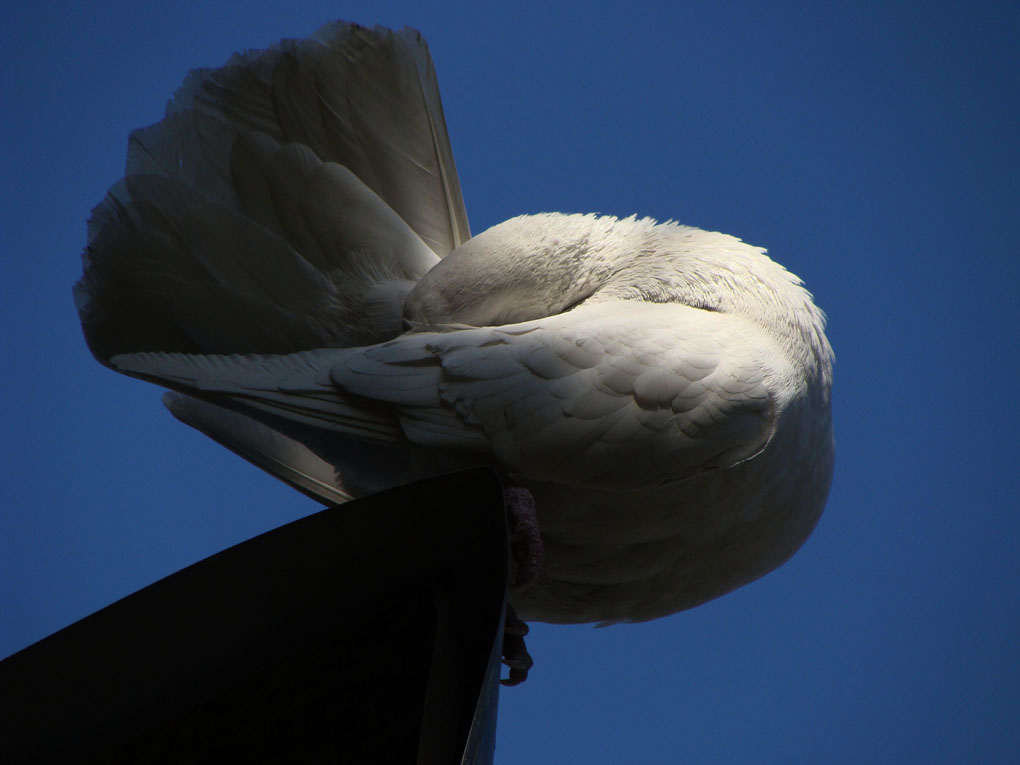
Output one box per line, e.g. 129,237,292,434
500,605,533,686
500,486,541,684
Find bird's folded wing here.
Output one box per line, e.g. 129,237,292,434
336,303,777,490
112,302,776,491
112,349,402,444
162,392,352,505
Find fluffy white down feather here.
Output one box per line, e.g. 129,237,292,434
76,21,834,625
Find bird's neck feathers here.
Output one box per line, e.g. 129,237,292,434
403,213,832,383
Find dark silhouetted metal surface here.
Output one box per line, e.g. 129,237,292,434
0,468,508,764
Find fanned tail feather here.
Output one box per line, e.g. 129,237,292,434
75,21,470,363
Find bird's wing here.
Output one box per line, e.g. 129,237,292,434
162,392,352,505
76,22,468,361
112,348,402,442
336,302,777,490
113,302,776,492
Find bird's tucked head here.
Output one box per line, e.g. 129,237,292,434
404,213,831,379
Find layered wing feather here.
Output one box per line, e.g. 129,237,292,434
337,302,776,490
113,301,777,493
162,393,352,505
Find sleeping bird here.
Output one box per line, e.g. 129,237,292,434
75,21,834,679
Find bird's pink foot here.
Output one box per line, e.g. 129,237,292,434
500,604,533,686
501,486,542,685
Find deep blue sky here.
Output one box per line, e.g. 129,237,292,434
2,2,1018,762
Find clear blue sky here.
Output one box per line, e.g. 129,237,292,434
2,1,1018,762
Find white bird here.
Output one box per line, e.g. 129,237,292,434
75,22,833,631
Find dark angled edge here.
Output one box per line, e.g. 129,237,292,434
0,468,508,764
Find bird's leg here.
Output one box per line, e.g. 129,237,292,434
500,485,543,685
505,485,544,587
500,604,533,686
